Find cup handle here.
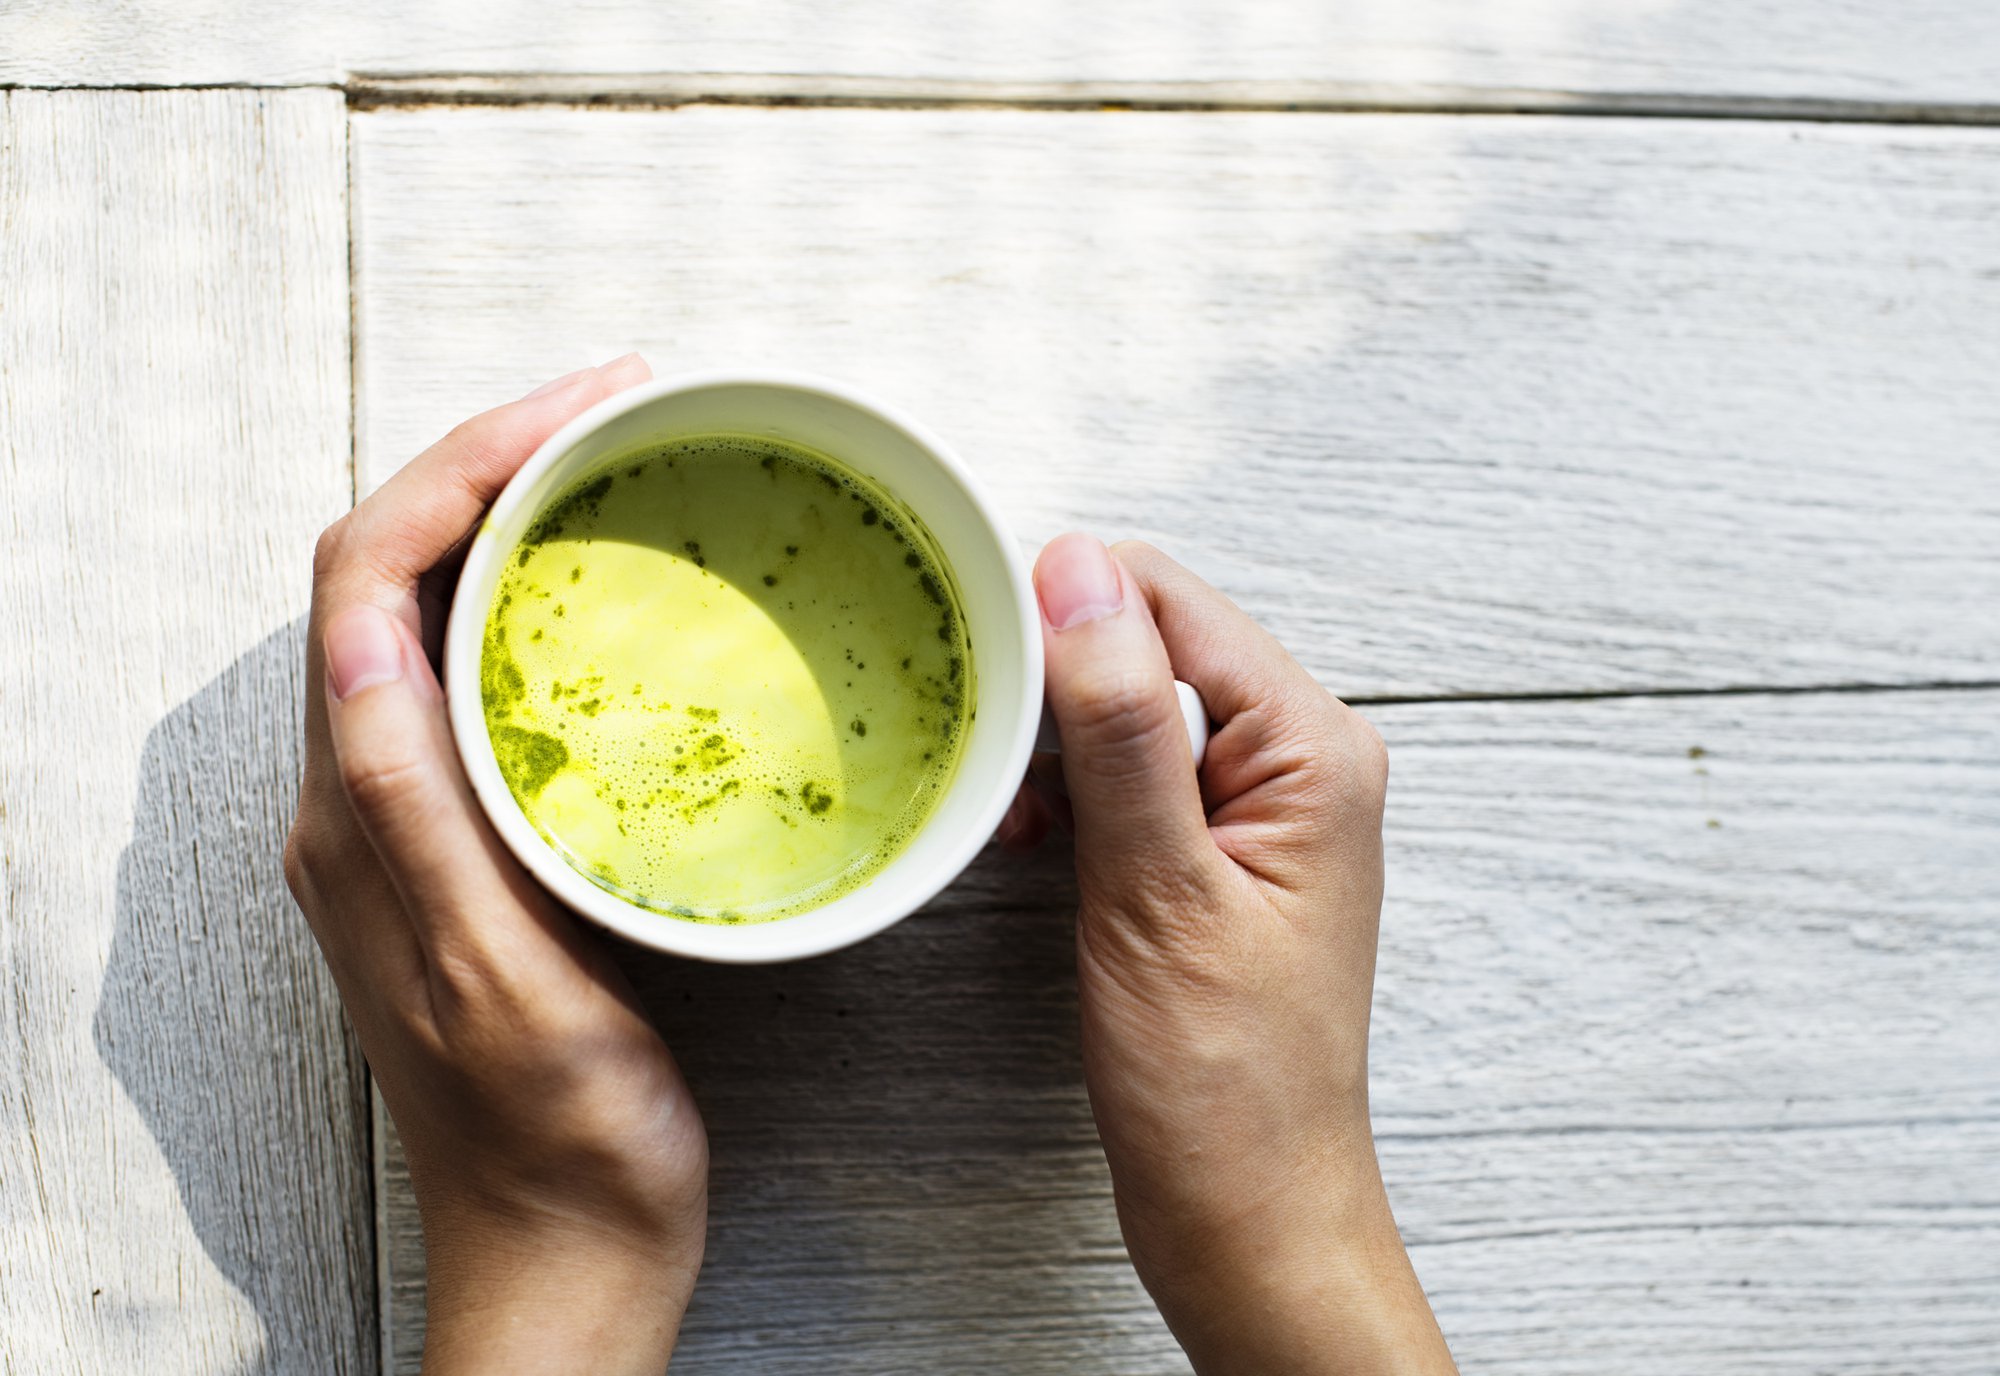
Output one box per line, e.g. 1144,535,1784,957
1034,680,1210,768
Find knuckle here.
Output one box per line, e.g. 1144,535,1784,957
1350,714,1390,793
425,927,539,1019
1062,665,1181,756
1321,705,1390,810
337,748,433,823
439,417,516,485
280,828,315,902
425,945,502,1014
311,518,354,580
441,415,489,455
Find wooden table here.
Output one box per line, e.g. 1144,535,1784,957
5,8,1998,1372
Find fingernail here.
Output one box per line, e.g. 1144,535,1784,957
523,365,595,400
1036,533,1124,631
599,351,644,372
325,605,406,701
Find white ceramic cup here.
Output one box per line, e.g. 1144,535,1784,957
445,370,1203,963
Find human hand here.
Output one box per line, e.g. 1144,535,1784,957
284,356,708,1375
1017,534,1454,1374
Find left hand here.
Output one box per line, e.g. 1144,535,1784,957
283,355,709,1374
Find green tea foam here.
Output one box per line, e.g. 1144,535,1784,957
480,434,974,923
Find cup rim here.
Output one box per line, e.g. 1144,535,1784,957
442,368,1042,963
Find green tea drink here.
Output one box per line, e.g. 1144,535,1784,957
480,435,974,923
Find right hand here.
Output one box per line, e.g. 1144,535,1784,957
1022,534,1456,1374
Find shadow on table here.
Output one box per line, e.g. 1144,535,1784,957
579,836,1178,1375
376,831,1152,1373
94,620,375,1376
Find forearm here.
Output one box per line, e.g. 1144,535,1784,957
421,1225,698,1376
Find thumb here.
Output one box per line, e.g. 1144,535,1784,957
321,603,558,954
1036,534,1213,903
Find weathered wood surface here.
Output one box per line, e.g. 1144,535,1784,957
0,90,371,1373
353,106,2000,700
7,1,2000,109
377,689,2000,1372
1378,698,2000,1372
0,47,1985,1376
354,102,2000,1371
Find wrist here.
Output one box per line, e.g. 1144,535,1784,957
1124,1163,1452,1375
421,1216,702,1376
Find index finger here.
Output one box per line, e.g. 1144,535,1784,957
1108,541,1388,864
299,357,652,836
1109,540,1341,734
326,353,653,596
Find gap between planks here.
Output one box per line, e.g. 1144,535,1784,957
7,73,2000,126
344,101,362,510
1347,678,2000,710
343,73,2000,126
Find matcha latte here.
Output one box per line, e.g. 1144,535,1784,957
479,435,974,923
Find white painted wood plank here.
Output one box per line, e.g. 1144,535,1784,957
378,688,2000,1372
0,90,370,1372
6,1,2000,108
1375,689,2000,1371
353,106,2000,699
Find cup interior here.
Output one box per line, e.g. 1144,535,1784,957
444,373,1041,962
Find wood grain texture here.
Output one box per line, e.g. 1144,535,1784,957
377,689,2000,1371
353,106,2000,699
7,0,2000,108
1374,690,2000,1371
0,90,371,1373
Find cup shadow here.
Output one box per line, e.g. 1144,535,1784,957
93,620,375,1375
